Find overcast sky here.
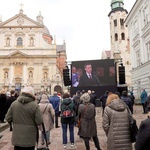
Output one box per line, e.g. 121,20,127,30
0,0,136,62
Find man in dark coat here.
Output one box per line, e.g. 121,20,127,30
121,90,133,114
78,63,101,87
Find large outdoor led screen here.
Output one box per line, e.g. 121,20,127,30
71,59,116,87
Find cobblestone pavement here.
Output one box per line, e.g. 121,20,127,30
0,105,148,150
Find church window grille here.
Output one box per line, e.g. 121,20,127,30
114,19,117,26
120,19,124,26
17,37,23,46
121,33,125,40
115,33,118,41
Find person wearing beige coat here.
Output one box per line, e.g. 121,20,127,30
102,93,132,150
38,94,55,145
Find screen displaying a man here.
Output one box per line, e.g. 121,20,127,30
72,66,79,87
78,63,101,87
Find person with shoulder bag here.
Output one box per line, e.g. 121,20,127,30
38,94,55,145
103,93,132,150
60,92,75,149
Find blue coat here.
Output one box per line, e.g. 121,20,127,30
49,95,60,114
140,90,147,104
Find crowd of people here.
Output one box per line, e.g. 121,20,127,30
0,87,150,149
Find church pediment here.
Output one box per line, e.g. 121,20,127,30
8,51,28,58
0,13,43,28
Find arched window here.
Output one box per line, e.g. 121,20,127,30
6,37,10,46
121,33,125,40
17,37,23,46
115,33,118,41
30,37,34,46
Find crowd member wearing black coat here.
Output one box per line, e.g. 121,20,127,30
135,113,150,150
6,90,17,112
145,95,150,113
73,90,81,117
6,90,17,131
100,91,109,116
128,91,135,106
0,90,7,123
121,90,133,114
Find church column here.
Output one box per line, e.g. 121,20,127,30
10,63,14,84
23,63,27,84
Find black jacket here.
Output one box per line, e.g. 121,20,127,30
135,117,150,150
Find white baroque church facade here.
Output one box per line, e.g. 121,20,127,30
0,8,66,94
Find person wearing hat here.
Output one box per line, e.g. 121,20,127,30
78,93,101,150
5,86,43,150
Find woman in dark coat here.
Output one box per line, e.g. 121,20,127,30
78,93,101,150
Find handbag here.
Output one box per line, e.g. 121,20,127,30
127,107,138,143
76,119,81,128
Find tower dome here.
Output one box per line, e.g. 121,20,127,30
111,0,123,3
111,0,124,10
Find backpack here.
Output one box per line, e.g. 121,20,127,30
61,105,74,118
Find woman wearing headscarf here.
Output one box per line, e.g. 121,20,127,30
5,86,43,150
78,93,101,150
102,93,132,150
38,94,55,145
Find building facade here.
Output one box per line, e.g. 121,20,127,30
125,0,150,98
0,9,67,94
108,0,132,87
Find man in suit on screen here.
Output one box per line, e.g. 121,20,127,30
78,63,101,87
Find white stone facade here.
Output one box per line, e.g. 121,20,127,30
0,9,65,94
125,0,150,98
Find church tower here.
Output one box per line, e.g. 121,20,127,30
108,0,131,87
